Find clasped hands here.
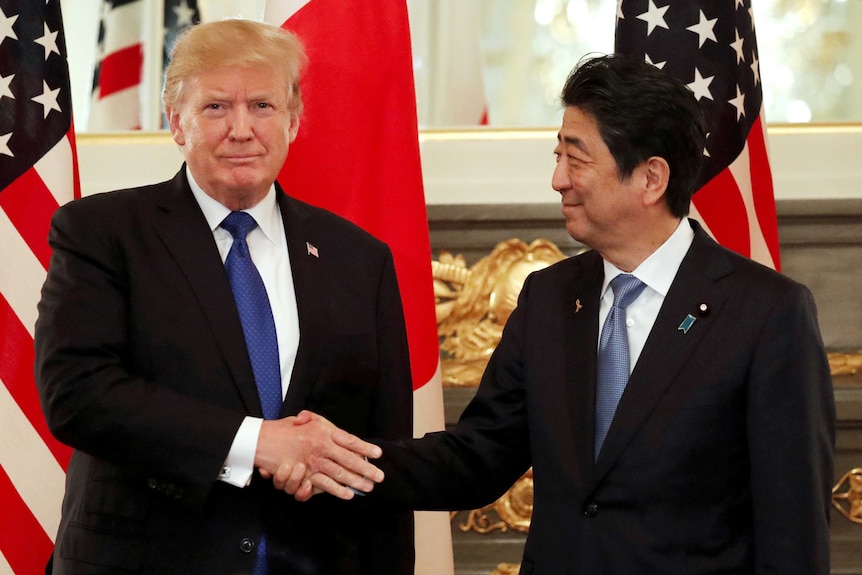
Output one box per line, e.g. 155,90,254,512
254,410,381,502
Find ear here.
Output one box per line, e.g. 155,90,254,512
167,107,185,146
288,113,300,143
642,156,670,208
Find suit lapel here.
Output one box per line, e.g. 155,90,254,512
275,190,327,416
150,169,262,415
563,251,604,488
592,222,733,480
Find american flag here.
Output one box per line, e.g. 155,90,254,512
616,0,780,269
89,0,199,131
89,0,145,130
0,0,78,571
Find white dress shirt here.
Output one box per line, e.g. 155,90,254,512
188,168,300,487
599,219,695,373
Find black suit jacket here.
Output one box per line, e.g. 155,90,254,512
35,168,414,574
375,219,835,575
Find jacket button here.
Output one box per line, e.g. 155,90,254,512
239,537,255,553
583,502,599,517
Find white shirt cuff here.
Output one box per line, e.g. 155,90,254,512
218,416,262,487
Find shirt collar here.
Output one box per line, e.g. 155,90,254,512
602,218,694,297
187,167,282,246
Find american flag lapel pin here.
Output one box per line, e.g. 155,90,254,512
306,242,319,258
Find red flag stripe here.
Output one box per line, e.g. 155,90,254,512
0,465,54,575
692,168,751,258
0,292,72,469
0,169,59,270
97,43,144,99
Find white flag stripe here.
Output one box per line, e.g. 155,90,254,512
88,86,140,131
727,139,775,269
263,0,310,26
411,362,454,575
0,378,65,542
0,549,12,575
415,510,455,573
102,1,146,53
35,135,75,208
0,208,48,339
412,360,446,437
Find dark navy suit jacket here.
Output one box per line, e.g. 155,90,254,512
36,168,414,574
376,219,834,575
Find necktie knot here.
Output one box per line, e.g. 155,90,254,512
609,274,646,310
221,211,258,241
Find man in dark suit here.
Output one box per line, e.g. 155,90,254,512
34,19,411,574
296,54,835,573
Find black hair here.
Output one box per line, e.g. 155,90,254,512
560,54,707,217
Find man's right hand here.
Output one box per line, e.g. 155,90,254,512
254,410,383,501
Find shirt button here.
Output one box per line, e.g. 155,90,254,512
626,318,634,327
583,502,599,517
239,537,255,553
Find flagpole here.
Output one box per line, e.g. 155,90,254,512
143,0,165,130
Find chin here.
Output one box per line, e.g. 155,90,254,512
565,221,589,245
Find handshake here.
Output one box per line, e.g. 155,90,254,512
253,410,385,501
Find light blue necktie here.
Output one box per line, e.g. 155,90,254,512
221,211,280,575
594,274,646,460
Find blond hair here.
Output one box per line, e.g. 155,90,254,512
163,19,306,118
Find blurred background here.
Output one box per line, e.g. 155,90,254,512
61,0,862,132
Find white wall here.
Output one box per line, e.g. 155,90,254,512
76,126,862,203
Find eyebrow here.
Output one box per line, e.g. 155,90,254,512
557,133,591,155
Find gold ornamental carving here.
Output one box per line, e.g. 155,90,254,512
454,469,534,535
833,468,862,524
433,239,567,387
828,351,862,378
490,564,521,575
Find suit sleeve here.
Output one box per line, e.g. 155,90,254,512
34,200,244,500
373,275,535,512
746,282,835,574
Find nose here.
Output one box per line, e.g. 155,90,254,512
228,108,254,141
551,157,571,195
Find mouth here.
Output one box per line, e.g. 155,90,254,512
222,154,261,164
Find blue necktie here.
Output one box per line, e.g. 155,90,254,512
221,211,282,420
594,274,646,460
221,212,280,575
